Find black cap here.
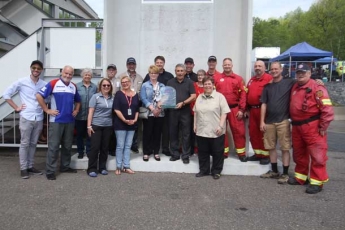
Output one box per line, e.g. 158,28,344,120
296,63,311,72
126,57,136,64
30,60,43,69
184,57,194,64
107,64,117,70
208,56,217,62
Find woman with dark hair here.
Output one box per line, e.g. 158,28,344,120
140,65,165,161
86,78,114,177
113,76,140,175
193,76,230,179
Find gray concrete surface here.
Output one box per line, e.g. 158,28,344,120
0,121,344,230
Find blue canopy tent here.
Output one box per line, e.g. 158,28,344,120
314,57,337,64
269,42,334,79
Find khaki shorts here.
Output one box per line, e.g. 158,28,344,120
264,119,291,150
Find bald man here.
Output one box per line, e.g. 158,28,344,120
37,66,81,180
246,61,273,165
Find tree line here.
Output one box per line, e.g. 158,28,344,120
253,0,345,60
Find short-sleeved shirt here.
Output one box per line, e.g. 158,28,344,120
193,90,230,138
113,91,140,130
89,92,114,126
38,78,81,123
260,78,295,123
167,77,196,111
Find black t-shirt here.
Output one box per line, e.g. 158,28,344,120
185,72,198,82
113,91,140,130
143,70,174,86
167,77,196,111
260,78,295,124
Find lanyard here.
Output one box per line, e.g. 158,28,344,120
122,91,132,108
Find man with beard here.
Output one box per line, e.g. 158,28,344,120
246,61,272,165
3,60,47,179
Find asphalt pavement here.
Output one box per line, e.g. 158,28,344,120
0,121,344,230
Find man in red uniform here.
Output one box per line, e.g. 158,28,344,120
246,60,272,165
288,63,334,194
215,58,247,162
206,55,229,155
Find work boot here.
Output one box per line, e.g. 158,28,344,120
238,155,247,162
277,174,289,184
306,185,322,194
247,155,260,161
260,170,279,179
287,177,308,185
260,157,270,165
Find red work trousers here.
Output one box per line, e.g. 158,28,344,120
226,106,246,156
291,120,329,186
249,107,268,158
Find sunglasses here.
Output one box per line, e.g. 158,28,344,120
102,84,111,87
31,67,42,71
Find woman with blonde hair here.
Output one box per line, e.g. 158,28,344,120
112,76,140,175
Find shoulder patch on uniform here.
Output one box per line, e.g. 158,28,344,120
316,90,323,98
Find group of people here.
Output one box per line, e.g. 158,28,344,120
2,55,334,194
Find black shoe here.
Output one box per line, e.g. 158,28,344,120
260,157,270,165
182,158,190,164
28,167,43,175
21,170,30,179
162,150,171,156
195,172,210,177
239,156,247,162
77,154,83,159
306,185,322,194
46,173,56,180
247,155,260,161
131,147,139,153
108,151,116,156
169,157,180,161
60,168,77,173
288,177,309,185
223,155,228,159
213,174,221,180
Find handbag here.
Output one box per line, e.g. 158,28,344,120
139,107,149,119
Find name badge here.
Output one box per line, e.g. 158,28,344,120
128,109,132,116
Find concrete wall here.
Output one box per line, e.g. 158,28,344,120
103,0,253,81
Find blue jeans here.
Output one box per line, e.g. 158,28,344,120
115,130,135,169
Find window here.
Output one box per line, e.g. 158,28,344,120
31,0,53,16
59,8,85,28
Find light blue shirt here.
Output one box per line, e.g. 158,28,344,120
2,76,47,121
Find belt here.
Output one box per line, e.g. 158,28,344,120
229,104,238,108
291,115,320,126
249,104,261,109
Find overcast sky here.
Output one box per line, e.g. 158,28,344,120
85,0,315,19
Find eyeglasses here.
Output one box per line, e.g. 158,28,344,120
102,84,111,87
121,81,129,84
31,67,42,71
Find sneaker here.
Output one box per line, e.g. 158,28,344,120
278,174,289,184
213,174,221,179
27,167,43,175
88,172,97,177
260,170,279,179
21,170,30,179
101,170,108,175
306,185,322,194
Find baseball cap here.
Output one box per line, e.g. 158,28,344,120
126,57,136,64
107,64,117,70
296,63,311,72
30,60,43,69
208,56,217,62
184,57,194,64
